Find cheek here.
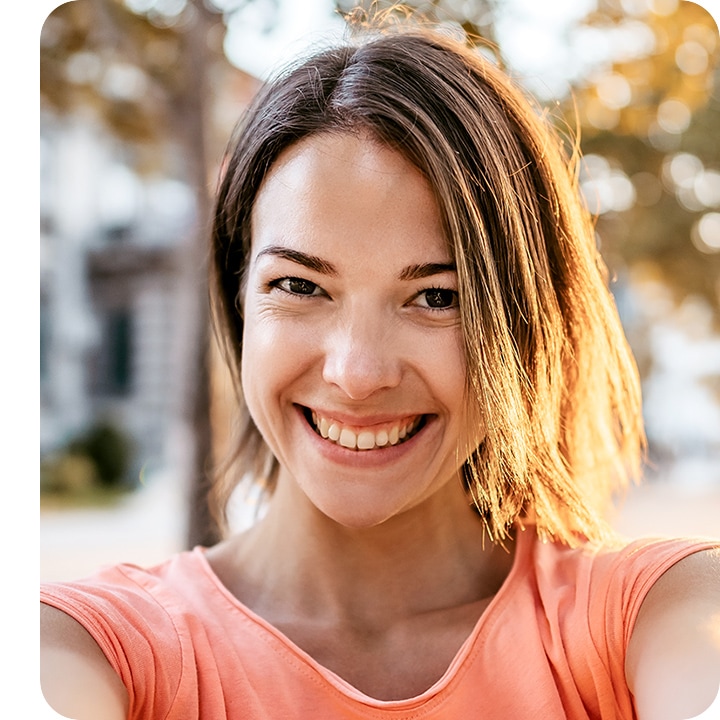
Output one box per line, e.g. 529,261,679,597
241,319,280,409
432,330,467,401
438,334,481,443
240,315,314,418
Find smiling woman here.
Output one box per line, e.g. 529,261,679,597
239,132,470,529
212,30,640,548
40,14,719,720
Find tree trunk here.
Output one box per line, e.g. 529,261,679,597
173,0,222,548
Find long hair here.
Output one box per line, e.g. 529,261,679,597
210,26,645,546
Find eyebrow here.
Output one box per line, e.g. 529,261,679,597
256,245,456,281
398,262,457,281
255,246,338,276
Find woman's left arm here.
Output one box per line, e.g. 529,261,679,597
626,548,720,720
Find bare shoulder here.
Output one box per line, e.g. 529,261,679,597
626,548,720,720
41,602,128,720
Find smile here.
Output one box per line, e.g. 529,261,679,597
303,408,426,451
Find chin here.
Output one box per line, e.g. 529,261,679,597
299,480,433,531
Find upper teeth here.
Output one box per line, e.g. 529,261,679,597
311,411,421,451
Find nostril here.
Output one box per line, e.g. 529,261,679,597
321,354,402,400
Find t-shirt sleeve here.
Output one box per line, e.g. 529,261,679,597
41,563,186,720
587,536,719,684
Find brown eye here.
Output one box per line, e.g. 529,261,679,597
419,288,458,309
276,277,321,296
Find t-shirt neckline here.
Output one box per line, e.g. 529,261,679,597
191,525,533,710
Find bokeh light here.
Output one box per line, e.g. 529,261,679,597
692,212,720,253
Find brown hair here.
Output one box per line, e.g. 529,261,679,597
211,25,644,546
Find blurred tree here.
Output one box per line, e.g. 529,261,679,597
565,0,720,326
334,0,499,51
41,0,259,547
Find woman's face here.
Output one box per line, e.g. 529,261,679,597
241,132,482,528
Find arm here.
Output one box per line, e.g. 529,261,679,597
626,549,720,720
41,603,129,720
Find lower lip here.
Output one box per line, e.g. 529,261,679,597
295,406,431,468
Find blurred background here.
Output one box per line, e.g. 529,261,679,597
40,0,720,582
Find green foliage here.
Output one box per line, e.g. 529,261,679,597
564,0,720,324
69,421,134,487
40,0,240,173
41,420,134,505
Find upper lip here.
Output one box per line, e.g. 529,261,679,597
297,405,427,428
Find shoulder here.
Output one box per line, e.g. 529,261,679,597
523,532,718,692
626,547,720,720
40,555,190,652
41,602,128,719
528,533,720,716
40,551,205,719
527,530,714,609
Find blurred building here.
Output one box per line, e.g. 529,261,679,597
40,108,198,478
38,0,264,489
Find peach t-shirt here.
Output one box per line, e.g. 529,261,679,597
41,528,716,719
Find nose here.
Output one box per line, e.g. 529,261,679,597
322,311,402,400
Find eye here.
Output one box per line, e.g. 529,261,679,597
415,288,458,309
271,277,323,296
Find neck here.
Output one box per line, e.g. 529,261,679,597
219,478,515,633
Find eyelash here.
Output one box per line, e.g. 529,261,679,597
268,277,324,297
267,276,458,311
415,287,459,311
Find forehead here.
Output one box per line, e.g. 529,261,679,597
250,132,452,264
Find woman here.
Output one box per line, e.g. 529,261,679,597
41,23,720,719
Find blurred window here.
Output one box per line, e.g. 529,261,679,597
40,295,50,386
93,309,134,396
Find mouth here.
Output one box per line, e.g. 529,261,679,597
301,407,428,451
